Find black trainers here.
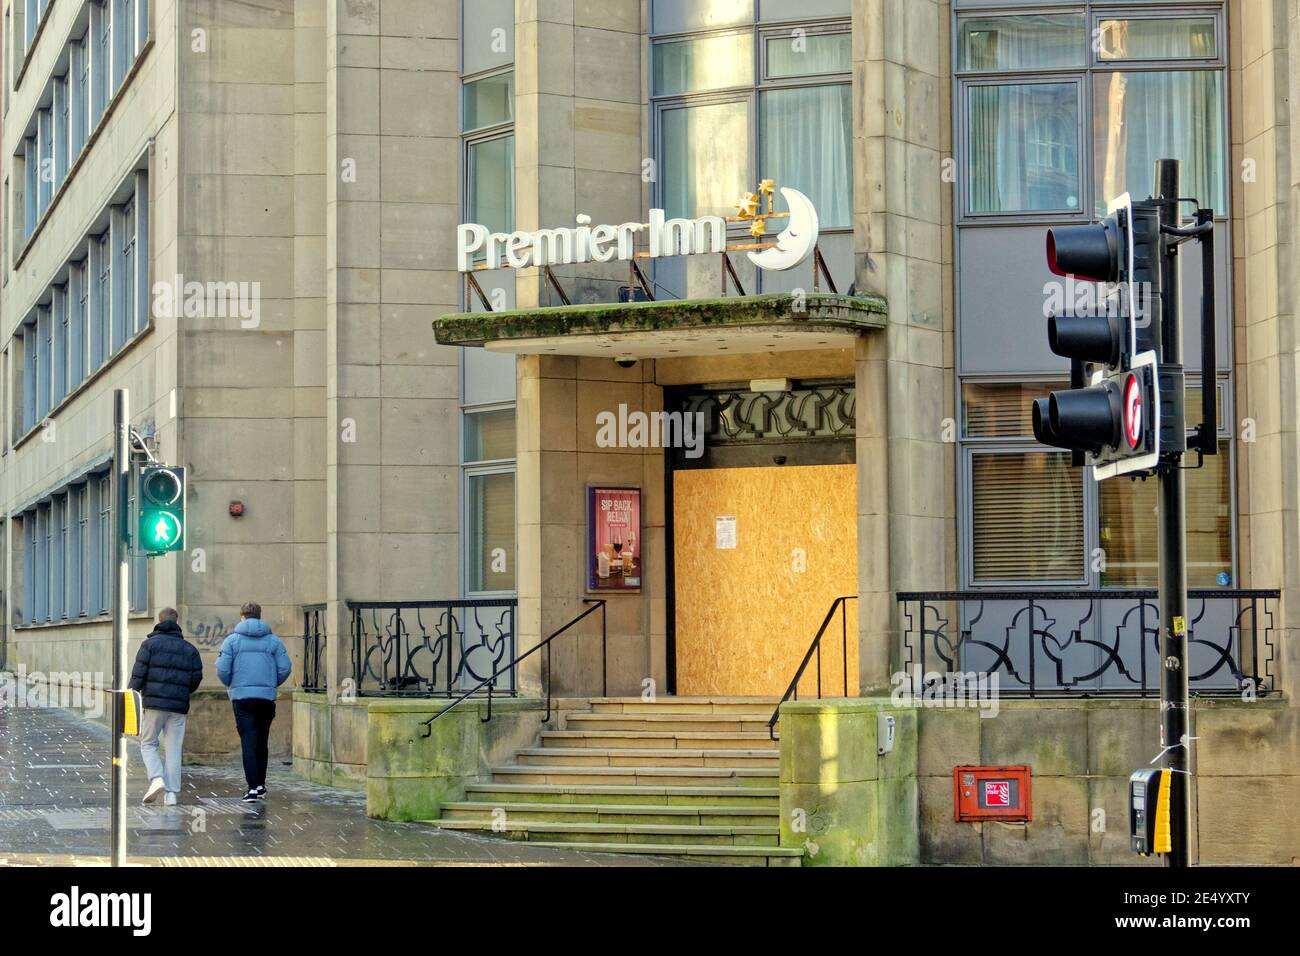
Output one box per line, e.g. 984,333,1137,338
240,789,262,803
254,785,267,798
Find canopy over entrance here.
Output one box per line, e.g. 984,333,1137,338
432,292,886,358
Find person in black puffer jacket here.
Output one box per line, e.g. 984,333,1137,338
129,607,203,806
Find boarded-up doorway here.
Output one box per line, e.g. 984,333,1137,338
672,464,859,697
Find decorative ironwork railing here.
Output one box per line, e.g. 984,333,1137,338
897,589,1279,698
422,599,607,734
682,384,855,444
302,603,326,693
349,599,518,698
768,595,857,738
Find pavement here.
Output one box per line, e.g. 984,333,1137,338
0,675,693,867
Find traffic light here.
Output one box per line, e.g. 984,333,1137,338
138,465,186,554
1032,195,1162,478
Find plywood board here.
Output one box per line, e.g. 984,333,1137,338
673,464,859,698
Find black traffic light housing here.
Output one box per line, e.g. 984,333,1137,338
138,465,186,555
1046,217,1122,283
1033,198,1162,477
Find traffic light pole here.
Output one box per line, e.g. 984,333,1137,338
111,388,130,867
1154,159,1191,868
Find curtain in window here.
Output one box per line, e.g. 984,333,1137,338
968,82,1079,214
1094,70,1224,214
959,14,1085,71
661,100,749,220
971,451,1084,582
760,84,852,228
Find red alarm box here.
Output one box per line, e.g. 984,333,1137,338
953,765,1032,822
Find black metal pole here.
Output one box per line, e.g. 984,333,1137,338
111,388,130,867
1155,159,1191,868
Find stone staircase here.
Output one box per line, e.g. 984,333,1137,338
427,697,801,866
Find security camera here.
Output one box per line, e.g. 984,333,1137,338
615,356,637,368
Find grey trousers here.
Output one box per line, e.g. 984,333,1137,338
139,708,187,793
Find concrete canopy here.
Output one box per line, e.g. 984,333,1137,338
433,292,887,359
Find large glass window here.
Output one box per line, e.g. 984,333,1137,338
957,5,1226,220
660,100,750,220
1093,70,1225,215
654,33,753,95
961,381,1234,589
968,81,1080,215
465,471,516,593
1097,17,1216,61
958,14,1086,71
760,84,852,227
653,12,852,229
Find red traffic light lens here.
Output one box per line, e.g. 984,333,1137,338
142,469,183,506
1122,373,1143,449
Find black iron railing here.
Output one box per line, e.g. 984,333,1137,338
768,596,857,739
302,603,327,693
897,589,1278,698
350,599,518,697
421,599,607,736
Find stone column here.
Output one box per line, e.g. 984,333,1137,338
852,0,956,692
1232,0,1300,699
323,0,463,701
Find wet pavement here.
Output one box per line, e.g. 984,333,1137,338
0,676,692,867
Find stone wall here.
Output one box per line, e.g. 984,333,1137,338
918,699,1299,866
292,690,366,789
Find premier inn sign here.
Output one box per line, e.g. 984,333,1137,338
456,186,820,274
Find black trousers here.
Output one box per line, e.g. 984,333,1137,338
231,698,276,790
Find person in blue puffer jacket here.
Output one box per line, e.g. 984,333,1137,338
216,602,291,802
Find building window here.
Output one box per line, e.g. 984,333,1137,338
463,407,516,594
961,380,1234,589
18,1,149,245
18,474,139,625
463,69,514,239
651,4,853,297
13,172,149,436
652,13,851,227
957,4,1227,220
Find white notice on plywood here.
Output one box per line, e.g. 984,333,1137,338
715,516,737,550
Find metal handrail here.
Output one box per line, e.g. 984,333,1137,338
768,595,857,739
301,602,327,693
420,599,607,737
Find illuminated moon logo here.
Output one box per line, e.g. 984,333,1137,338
1123,374,1142,449
747,187,820,272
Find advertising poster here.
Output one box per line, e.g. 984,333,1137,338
588,487,641,591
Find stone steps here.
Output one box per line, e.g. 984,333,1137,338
462,783,780,806
430,819,780,847
528,841,803,867
564,713,774,734
489,764,779,787
588,697,779,715
516,747,779,768
431,697,798,866
540,730,779,750
438,800,777,827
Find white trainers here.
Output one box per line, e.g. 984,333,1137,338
143,778,166,804
163,791,178,806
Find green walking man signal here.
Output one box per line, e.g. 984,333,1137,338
138,465,186,554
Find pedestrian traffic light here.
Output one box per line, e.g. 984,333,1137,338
1032,194,1162,478
138,465,186,554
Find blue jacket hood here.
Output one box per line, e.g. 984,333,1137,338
234,617,272,638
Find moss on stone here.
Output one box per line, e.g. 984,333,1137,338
433,292,887,346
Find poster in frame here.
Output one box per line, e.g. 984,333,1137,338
588,486,641,592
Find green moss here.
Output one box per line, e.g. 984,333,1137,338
433,292,887,346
